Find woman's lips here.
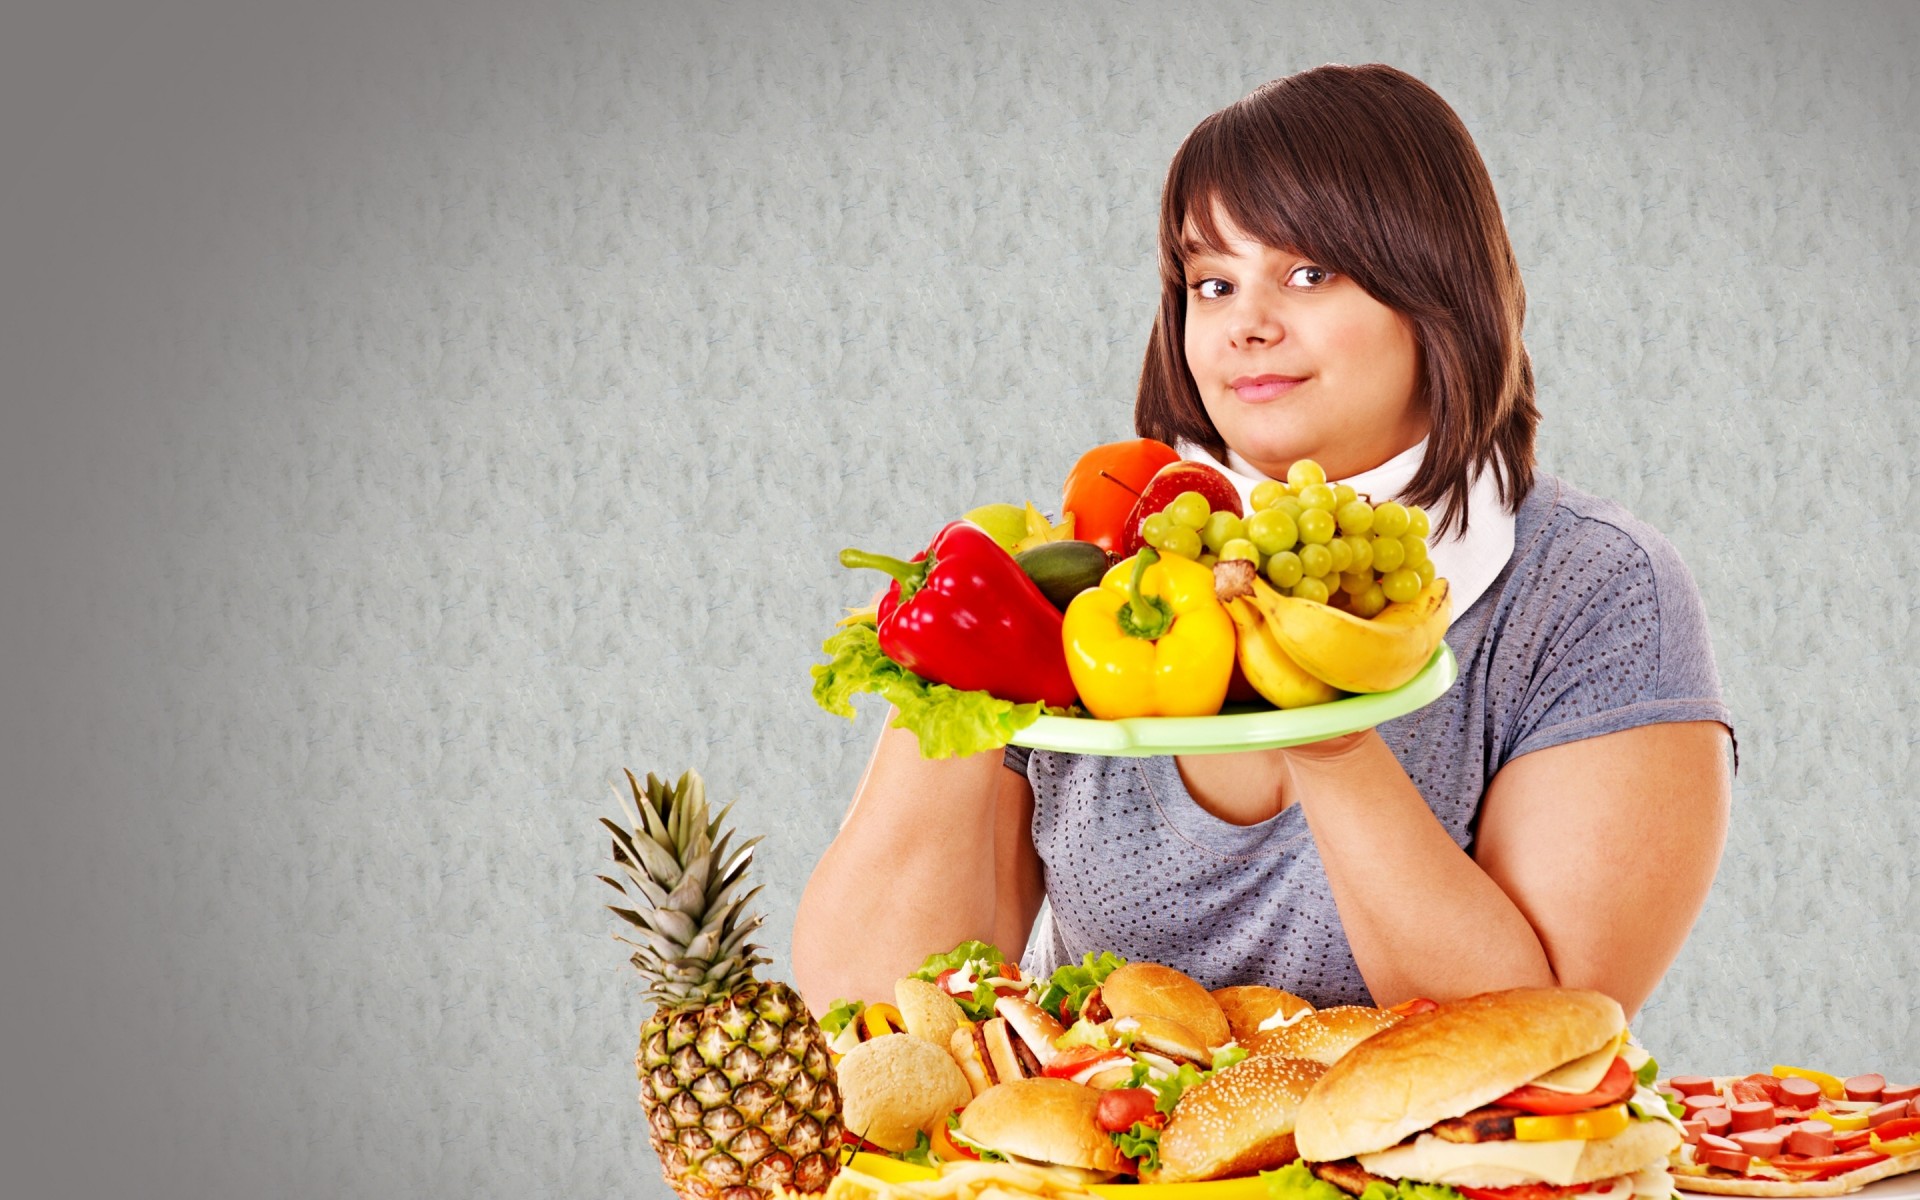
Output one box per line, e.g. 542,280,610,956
1229,374,1307,402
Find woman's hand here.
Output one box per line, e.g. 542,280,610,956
790,720,1045,1016
1289,721,1729,1016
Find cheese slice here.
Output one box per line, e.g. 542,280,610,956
1359,1134,1591,1187
1528,1030,1628,1094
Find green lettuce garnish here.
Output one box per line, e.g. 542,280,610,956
1115,1121,1162,1173
898,1131,936,1169
1359,1179,1469,1200
1125,1044,1250,1114
1263,1163,1356,1200
819,999,865,1038
1635,1057,1660,1088
944,1111,1008,1162
909,941,1009,1022
811,623,1049,759
1034,951,1127,1023
1263,1166,1467,1200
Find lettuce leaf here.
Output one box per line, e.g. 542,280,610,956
819,998,866,1038
1125,1044,1249,1115
909,941,1009,1022
1358,1178,1468,1200
1034,951,1127,1023
1263,1163,1356,1200
898,1131,936,1169
810,622,1049,759
1114,1121,1162,1174
944,1111,1008,1162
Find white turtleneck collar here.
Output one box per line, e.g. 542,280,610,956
1172,437,1515,623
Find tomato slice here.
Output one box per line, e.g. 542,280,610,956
1498,1057,1636,1116
1456,1183,1591,1200
1769,1150,1890,1181
1045,1044,1128,1080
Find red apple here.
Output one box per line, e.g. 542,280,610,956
1119,460,1245,556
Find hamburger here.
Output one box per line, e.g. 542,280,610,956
1214,984,1316,1045
1147,1053,1327,1183
1293,988,1683,1200
1248,1004,1401,1064
952,1077,1132,1182
1099,962,1232,1050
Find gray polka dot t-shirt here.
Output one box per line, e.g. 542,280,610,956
1002,473,1733,1007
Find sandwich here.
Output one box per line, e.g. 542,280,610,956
1098,962,1232,1050
1214,984,1317,1045
1292,987,1684,1200
949,995,1079,1095
952,1077,1133,1182
1146,1053,1328,1182
1248,1004,1401,1064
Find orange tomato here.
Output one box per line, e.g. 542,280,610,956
1061,439,1180,555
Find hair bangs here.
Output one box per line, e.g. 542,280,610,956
1160,97,1357,286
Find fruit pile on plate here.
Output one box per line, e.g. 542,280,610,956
811,440,1453,758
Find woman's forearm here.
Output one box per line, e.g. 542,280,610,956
1291,731,1555,1004
791,724,1030,1014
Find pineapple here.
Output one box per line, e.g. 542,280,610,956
601,768,844,1200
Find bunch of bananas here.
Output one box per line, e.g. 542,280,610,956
1212,559,1451,707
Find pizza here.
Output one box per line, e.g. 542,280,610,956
1659,1067,1920,1196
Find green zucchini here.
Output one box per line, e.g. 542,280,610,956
1015,541,1111,611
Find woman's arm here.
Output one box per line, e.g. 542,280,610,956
1291,720,1730,1016
791,721,1046,1016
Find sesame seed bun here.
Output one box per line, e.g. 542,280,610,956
894,977,965,1048
1146,1054,1327,1183
956,1077,1131,1176
1212,985,1316,1044
836,1034,972,1154
1294,988,1628,1165
1100,963,1231,1050
1245,1005,1400,1065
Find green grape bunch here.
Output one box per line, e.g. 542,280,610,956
1135,459,1438,610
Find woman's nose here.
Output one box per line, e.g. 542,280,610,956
1229,297,1284,347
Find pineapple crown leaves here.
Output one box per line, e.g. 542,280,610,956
598,767,770,1001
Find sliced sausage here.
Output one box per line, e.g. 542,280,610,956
1729,1102,1776,1132
1868,1101,1909,1128
1731,1128,1791,1158
1777,1077,1823,1108
1786,1121,1836,1157
1845,1074,1886,1103
1698,1134,1753,1175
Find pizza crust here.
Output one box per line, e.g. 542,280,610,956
1673,1151,1920,1197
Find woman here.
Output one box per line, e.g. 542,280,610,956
792,64,1732,1019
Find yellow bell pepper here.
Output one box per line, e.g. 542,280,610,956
1773,1064,1846,1100
1061,549,1235,719
861,1003,905,1040
1812,1108,1872,1132
1513,1103,1631,1142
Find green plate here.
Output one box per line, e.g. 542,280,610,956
1009,643,1457,757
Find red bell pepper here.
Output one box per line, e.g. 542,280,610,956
840,521,1079,708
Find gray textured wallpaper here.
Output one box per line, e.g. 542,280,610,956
5,1,1916,1196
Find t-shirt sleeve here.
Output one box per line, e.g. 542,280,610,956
1003,743,1033,777
1502,520,1735,766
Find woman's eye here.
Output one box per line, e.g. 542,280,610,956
1192,278,1232,299
1287,265,1333,288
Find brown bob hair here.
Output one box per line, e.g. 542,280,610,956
1136,64,1537,537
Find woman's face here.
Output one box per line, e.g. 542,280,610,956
1181,206,1427,482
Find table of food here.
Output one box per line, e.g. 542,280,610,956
598,442,1920,1200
